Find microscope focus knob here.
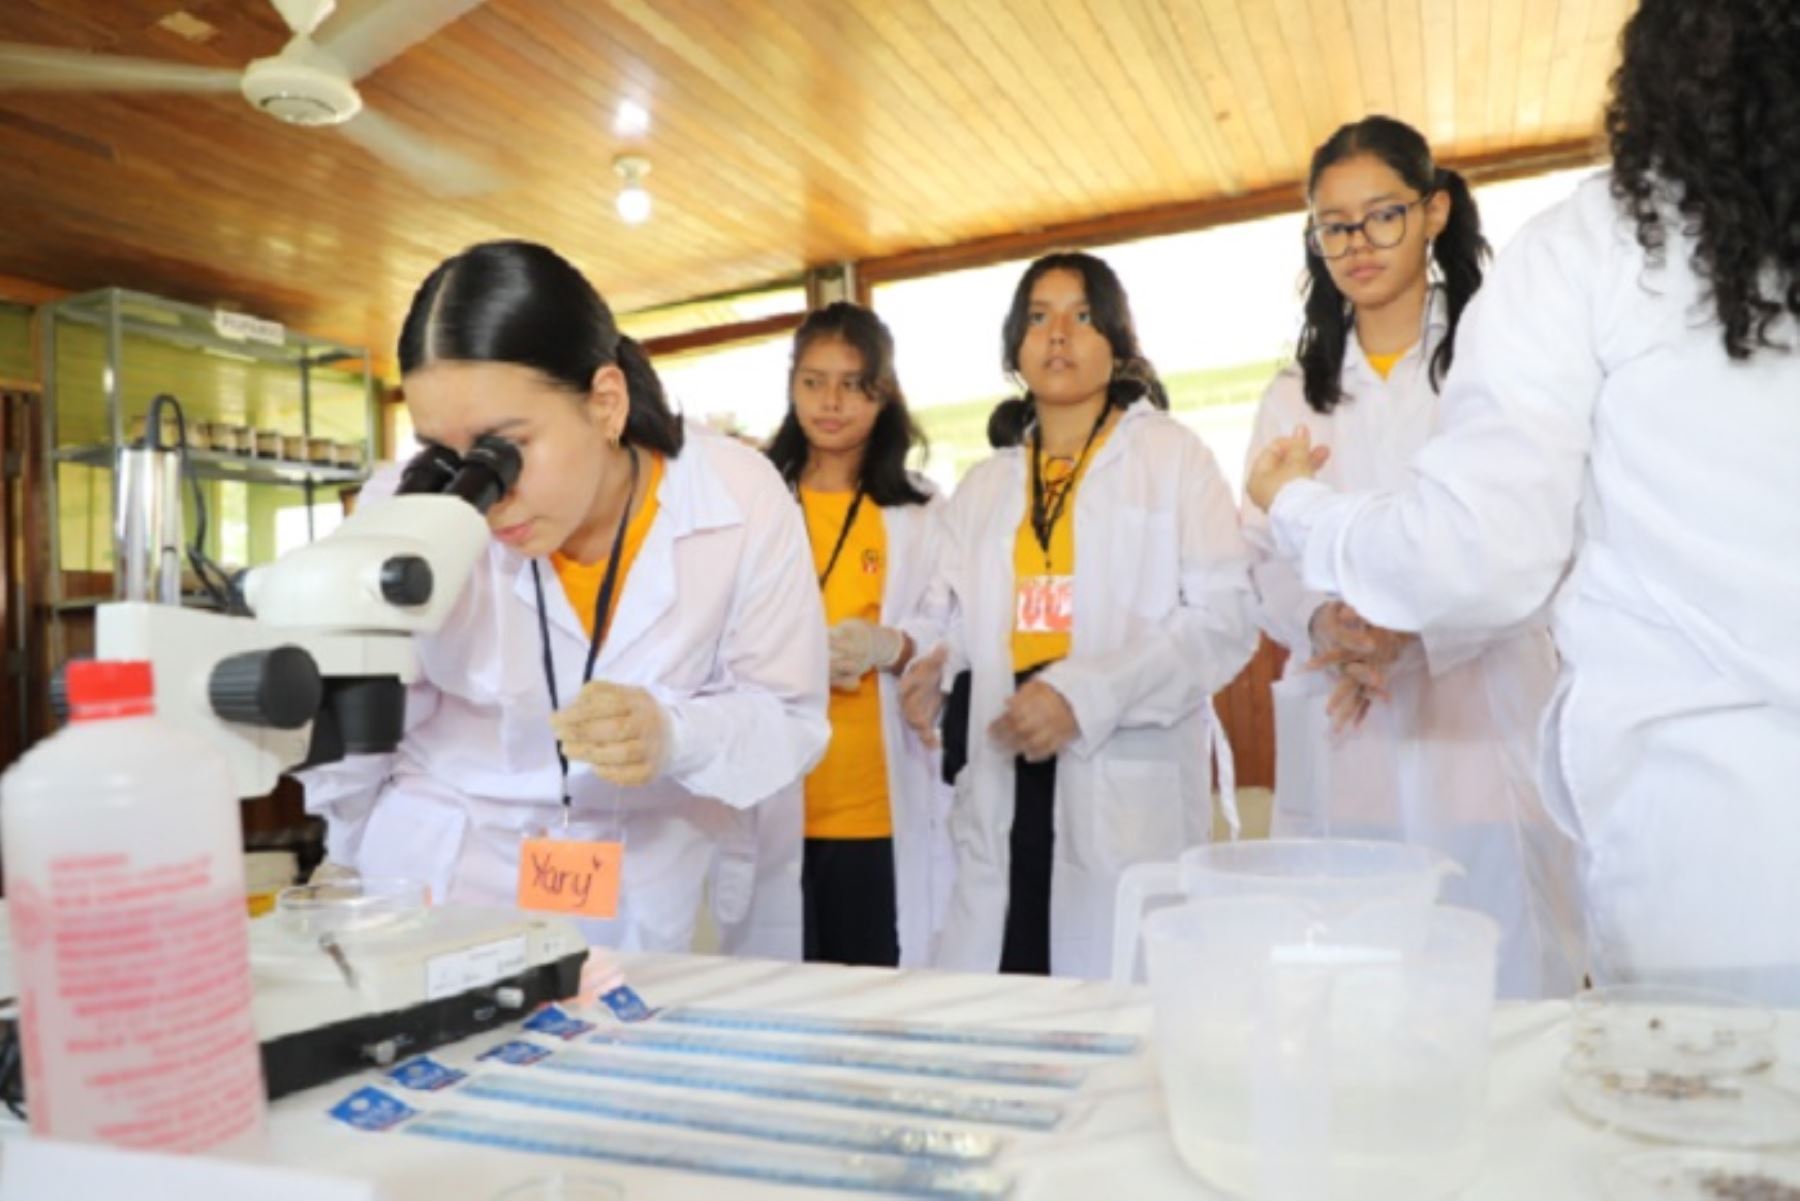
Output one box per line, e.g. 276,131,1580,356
209,645,323,731
379,554,434,606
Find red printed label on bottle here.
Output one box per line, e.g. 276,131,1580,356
11,854,264,1151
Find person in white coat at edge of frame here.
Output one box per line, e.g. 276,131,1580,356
1247,0,1800,1005
763,302,955,969
299,240,830,957
899,251,1259,980
1242,114,1585,1000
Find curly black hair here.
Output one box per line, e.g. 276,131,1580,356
1605,0,1800,360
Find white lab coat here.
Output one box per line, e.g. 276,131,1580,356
868,492,957,966
1243,300,1585,999
907,401,1259,979
1270,173,1800,1002
300,425,831,957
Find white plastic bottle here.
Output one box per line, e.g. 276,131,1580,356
1,660,266,1152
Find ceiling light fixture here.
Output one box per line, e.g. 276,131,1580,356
613,153,652,225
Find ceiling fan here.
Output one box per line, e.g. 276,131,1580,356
0,0,500,196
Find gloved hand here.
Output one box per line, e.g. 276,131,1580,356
899,644,949,749
827,618,908,691
1307,600,1417,733
988,678,1080,762
549,680,671,788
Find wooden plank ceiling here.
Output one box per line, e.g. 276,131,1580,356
0,0,1633,358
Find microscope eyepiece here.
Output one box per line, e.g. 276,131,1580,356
396,442,460,496
394,436,521,515
446,436,522,514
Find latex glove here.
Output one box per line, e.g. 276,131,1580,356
1326,672,1374,734
900,644,949,749
827,618,908,692
988,678,1080,763
1307,600,1416,698
1246,424,1331,511
549,680,671,788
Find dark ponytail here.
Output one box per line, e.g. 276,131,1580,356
985,397,1032,449
1427,167,1485,391
1296,117,1490,414
612,333,684,455
991,251,1168,447
398,240,684,456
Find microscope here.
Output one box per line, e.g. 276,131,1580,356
91,408,588,1098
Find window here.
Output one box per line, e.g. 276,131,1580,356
874,165,1596,496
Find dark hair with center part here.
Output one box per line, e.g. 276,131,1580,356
765,302,929,507
1296,116,1489,415
988,251,1168,448
398,239,683,456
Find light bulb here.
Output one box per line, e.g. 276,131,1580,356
616,184,652,225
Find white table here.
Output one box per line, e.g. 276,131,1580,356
254,951,1793,1200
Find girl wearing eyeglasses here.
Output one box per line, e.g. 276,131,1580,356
1241,117,1584,999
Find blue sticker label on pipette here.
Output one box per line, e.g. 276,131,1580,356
386,1056,466,1091
523,1004,595,1040
480,1039,554,1066
599,984,658,1023
328,1086,417,1132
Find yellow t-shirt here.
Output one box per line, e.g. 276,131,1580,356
799,487,892,840
1364,346,1412,380
551,453,665,640
1012,431,1111,674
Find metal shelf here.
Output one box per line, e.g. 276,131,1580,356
54,443,369,487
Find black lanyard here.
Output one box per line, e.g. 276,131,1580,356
530,446,639,807
794,482,866,589
1028,404,1111,560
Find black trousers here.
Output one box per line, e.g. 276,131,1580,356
802,837,900,967
1000,667,1056,975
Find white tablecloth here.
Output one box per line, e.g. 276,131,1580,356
254,951,1800,1200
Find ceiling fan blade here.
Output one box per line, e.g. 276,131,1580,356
0,44,241,93
316,0,487,80
338,106,500,197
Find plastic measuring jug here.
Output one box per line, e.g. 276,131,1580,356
1145,894,1498,1201
1111,838,1458,985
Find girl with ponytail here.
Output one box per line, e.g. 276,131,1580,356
301,239,829,960
1241,117,1583,999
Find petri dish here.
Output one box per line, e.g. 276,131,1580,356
1562,1050,1800,1148
1608,1149,1800,1200
490,1174,624,1201
1573,985,1778,1076
275,876,430,939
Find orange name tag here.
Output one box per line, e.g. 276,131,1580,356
1015,574,1075,634
518,837,623,919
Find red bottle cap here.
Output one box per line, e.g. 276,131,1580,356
66,660,155,722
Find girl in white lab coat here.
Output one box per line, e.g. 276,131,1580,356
902,252,1258,979
1242,116,1584,998
764,302,953,968
301,240,829,956
1249,0,1800,1002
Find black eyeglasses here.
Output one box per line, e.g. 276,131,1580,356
1306,197,1429,259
